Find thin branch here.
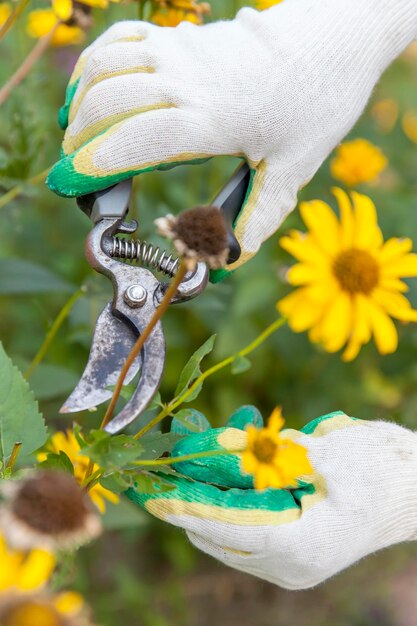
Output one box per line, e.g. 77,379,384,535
0,24,59,107
0,0,31,40
133,448,239,467
25,286,86,380
0,166,50,211
6,442,23,473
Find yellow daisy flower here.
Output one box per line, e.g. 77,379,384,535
0,2,11,27
255,0,283,10
26,9,85,46
402,111,417,144
151,0,210,26
241,408,313,491
278,188,417,361
330,138,388,187
0,533,55,593
37,430,119,513
0,591,90,626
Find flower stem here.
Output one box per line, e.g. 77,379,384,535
100,260,188,431
0,24,59,107
6,442,22,473
0,166,50,211
25,286,86,380
134,316,287,440
0,0,31,41
134,448,241,467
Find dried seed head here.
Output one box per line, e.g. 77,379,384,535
155,205,229,269
0,471,101,551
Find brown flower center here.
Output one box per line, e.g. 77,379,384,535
332,248,379,294
12,470,92,537
174,206,229,262
252,437,278,464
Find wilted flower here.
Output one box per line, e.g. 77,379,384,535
0,533,55,593
0,470,101,551
330,138,388,186
155,205,230,269
278,188,417,360
241,408,313,490
37,430,119,513
402,111,417,144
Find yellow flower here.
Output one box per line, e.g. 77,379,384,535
0,2,11,27
151,0,210,26
0,591,90,626
278,188,417,361
256,0,283,10
330,138,388,186
26,9,85,46
371,99,398,134
37,430,119,513
241,408,313,491
402,111,417,144
0,533,55,593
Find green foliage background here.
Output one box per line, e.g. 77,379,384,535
1,2,417,624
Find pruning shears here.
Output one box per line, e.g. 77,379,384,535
60,163,251,434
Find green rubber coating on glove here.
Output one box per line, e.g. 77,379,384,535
127,472,315,514
58,78,80,131
301,411,346,434
46,146,212,197
171,426,253,489
226,405,263,430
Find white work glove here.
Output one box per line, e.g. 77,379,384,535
127,410,417,590
47,0,417,272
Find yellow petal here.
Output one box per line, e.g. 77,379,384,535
342,294,372,361
351,191,383,249
267,407,284,433
381,253,417,278
17,549,56,591
54,592,84,616
277,288,327,332
332,187,354,249
299,200,341,256
280,231,329,266
372,289,417,322
52,0,73,20
366,300,398,355
318,291,353,353
378,237,413,264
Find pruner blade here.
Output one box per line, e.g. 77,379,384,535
61,162,251,434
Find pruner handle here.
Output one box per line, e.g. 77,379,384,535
77,179,133,224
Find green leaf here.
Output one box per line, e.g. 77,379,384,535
0,259,73,294
82,431,144,471
138,432,183,460
100,472,133,494
133,472,176,494
231,355,252,375
174,335,216,398
39,451,74,475
0,343,47,467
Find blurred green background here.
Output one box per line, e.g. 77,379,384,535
1,2,417,624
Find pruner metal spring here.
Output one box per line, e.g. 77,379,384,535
110,236,180,277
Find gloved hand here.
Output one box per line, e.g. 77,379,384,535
127,407,417,590
47,0,417,271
